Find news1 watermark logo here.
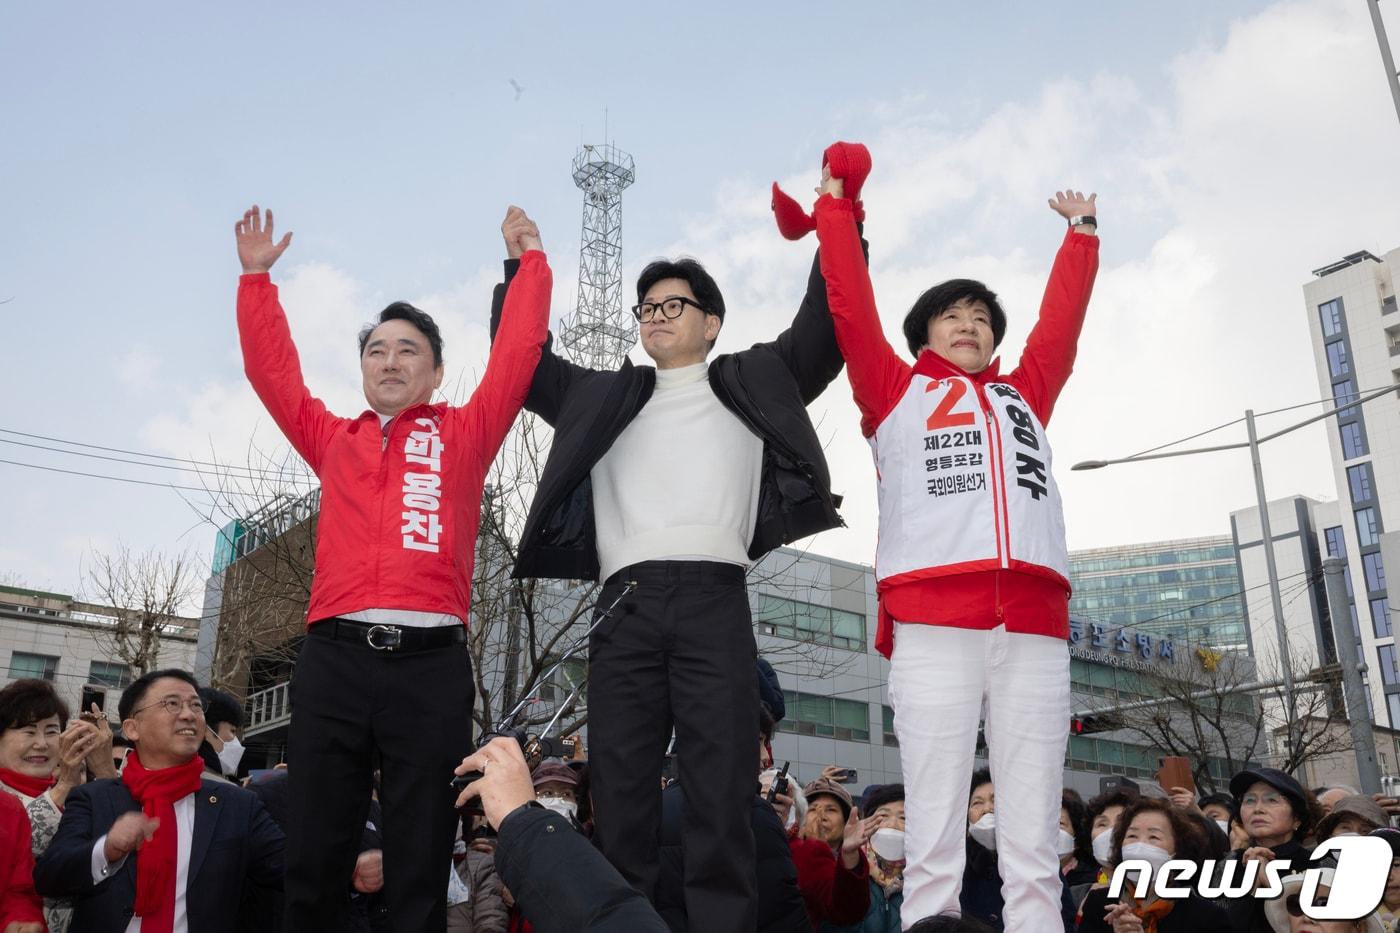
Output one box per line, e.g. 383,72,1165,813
1107,836,1394,919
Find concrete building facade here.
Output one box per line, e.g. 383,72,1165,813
1304,246,1400,726
0,585,198,725
1229,496,1339,677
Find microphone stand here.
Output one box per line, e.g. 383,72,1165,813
450,582,635,790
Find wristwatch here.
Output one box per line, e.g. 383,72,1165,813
1069,215,1098,228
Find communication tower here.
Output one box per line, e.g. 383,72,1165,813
557,143,637,369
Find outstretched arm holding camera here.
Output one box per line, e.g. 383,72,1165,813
453,738,667,933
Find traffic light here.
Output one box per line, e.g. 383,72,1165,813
1070,714,1120,735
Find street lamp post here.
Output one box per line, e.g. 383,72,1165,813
1244,409,1296,713
1323,555,1383,794
1072,383,1398,758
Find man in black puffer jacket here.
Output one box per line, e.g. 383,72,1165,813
489,150,868,932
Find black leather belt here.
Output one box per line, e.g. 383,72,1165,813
605,560,746,587
310,617,465,653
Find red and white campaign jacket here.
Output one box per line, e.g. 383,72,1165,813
814,196,1099,656
237,250,551,626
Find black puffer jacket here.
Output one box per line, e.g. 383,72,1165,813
489,248,858,581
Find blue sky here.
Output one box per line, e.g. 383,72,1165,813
2,0,1398,603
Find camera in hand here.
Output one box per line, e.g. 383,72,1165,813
449,728,569,795
766,761,791,804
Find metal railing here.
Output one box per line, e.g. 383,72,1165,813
245,681,291,736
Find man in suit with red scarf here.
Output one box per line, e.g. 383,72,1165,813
33,669,284,933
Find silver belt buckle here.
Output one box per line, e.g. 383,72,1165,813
366,624,403,651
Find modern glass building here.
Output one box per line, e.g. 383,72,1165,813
1068,536,1249,652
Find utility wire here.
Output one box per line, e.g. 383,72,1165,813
0,437,299,483
0,457,217,493
1255,380,1400,419
0,427,303,481
1120,381,1399,461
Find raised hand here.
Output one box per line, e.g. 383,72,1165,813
1047,190,1097,223
1372,792,1400,817
235,205,293,274
817,164,844,200
840,807,877,869
82,703,117,779
56,720,100,787
103,811,161,863
1166,786,1199,813
1242,845,1276,891
759,775,795,827
501,206,542,259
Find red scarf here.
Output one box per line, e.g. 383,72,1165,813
0,767,56,799
121,753,204,933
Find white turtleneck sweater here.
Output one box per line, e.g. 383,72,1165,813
590,361,763,581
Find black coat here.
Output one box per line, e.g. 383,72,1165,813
655,783,809,933
489,249,853,581
33,777,284,933
1077,887,1232,933
1220,838,1313,933
959,840,1075,932
494,804,666,933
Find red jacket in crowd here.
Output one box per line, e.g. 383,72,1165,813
237,251,552,626
788,833,870,929
0,789,43,930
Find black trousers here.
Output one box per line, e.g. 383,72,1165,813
588,561,759,933
283,626,474,933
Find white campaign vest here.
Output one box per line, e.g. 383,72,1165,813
870,373,1069,585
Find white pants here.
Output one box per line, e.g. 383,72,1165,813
890,623,1070,932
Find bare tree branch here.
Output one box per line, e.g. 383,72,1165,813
82,544,199,675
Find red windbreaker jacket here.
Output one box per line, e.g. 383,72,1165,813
237,250,551,626
814,196,1098,654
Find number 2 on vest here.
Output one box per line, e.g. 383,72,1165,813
926,380,977,431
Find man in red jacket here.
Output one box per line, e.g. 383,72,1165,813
234,204,552,933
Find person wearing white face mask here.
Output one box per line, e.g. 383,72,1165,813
529,761,583,830
960,771,1076,931
1060,790,1098,912
196,687,246,783
1076,799,1230,933
823,784,906,933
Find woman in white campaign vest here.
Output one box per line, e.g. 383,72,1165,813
807,146,1099,932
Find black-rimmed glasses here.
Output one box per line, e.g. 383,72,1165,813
631,296,706,323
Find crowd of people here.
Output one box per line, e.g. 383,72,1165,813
6,671,1400,933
